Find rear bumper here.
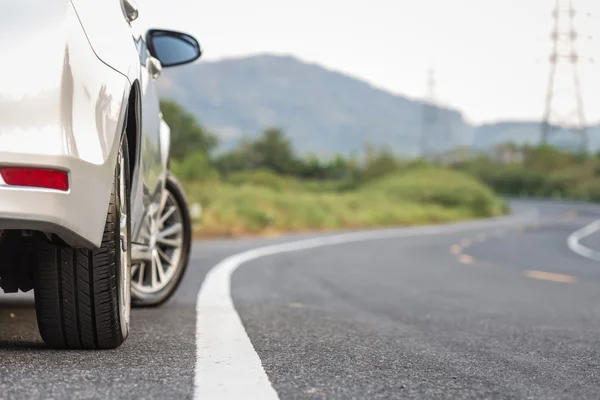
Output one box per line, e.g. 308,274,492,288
0,151,116,248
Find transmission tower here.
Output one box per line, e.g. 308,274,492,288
421,67,453,160
541,0,589,152
420,68,436,158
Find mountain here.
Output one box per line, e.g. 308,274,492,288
156,54,599,156
157,54,474,157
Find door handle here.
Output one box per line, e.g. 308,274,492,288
122,0,139,22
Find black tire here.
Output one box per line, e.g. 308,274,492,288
34,137,131,349
132,173,192,307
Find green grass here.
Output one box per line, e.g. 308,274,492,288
363,168,506,217
181,168,507,238
224,169,356,192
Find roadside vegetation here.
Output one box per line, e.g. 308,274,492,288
162,99,509,237
455,144,600,202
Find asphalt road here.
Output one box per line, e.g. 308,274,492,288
2,200,600,399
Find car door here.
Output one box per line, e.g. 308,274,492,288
132,26,204,237
132,26,165,210
124,16,168,249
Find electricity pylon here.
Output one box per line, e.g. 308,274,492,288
421,66,456,161
541,0,589,153
420,68,436,158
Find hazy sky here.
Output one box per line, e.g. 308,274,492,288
140,0,600,125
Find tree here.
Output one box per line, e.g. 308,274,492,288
251,128,298,174
160,99,218,161
524,144,576,172
361,143,401,181
215,128,299,175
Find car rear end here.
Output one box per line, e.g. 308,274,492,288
0,1,130,250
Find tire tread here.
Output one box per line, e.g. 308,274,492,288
33,139,129,350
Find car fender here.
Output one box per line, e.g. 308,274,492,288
69,0,141,84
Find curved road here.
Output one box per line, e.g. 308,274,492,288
2,200,600,399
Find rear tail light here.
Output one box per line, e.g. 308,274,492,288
0,167,69,191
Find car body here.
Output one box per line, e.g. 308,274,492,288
0,0,200,349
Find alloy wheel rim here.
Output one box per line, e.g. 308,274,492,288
118,149,131,338
131,189,184,295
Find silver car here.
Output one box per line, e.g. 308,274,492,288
0,0,200,349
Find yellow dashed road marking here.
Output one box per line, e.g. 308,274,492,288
459,254,474,264
563,210,577,220
524,270,576,284
530,221,540,229
450,245,462,255
303,388,325,395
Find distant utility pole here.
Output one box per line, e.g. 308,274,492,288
541,0,590,153
421,67,451,159
421,68,435,158
421,67,438,158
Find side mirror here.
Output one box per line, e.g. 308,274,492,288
146,29,202,68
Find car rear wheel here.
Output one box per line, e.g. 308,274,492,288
131,174,191,307
33,136,131,349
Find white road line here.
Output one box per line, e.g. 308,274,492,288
194,211,537,399
567,219,600,262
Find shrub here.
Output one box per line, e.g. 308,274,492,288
170,151,219,181
569,179,600,202
226,169,294,191
363,168,504,217
226,169,356,193
181,167,506,237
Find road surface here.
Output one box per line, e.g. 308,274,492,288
1,200,600,399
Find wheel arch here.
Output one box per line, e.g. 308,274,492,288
125,80,142,185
